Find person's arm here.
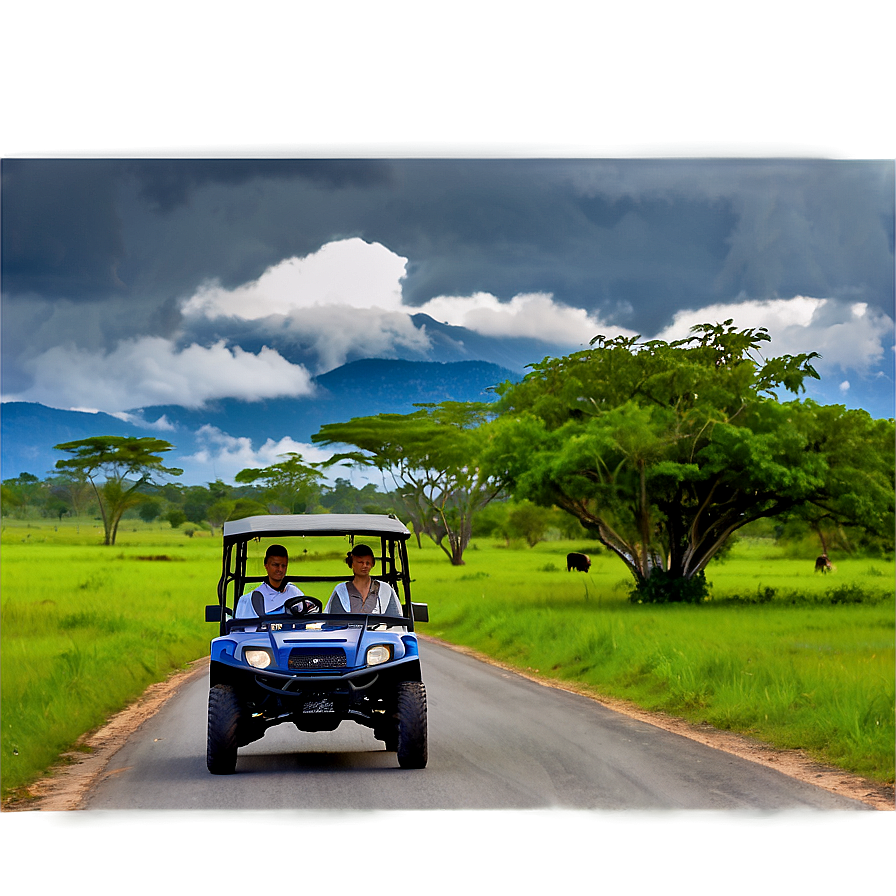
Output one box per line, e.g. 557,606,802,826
379,582,403,616
323,584,345,613
234,592,256,619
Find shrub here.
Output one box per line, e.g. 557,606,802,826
630,569,710,604
165,508,186,528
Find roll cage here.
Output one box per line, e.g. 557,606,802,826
207,513,426,636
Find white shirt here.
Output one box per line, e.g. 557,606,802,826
235,580,304,619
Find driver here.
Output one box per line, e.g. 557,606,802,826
235,544,319,623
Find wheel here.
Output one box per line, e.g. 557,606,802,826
396,681,428,769
207,684,242,774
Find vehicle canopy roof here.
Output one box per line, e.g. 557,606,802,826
222,513,411,544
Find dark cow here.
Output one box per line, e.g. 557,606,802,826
814,553,833,574
567,552,591,572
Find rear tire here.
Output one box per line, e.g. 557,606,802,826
207,684,242,774
396,681,428,769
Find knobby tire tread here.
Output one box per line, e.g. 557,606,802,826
396,681,428,769
207,684,242,774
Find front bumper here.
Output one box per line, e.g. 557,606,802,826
210,651,422,693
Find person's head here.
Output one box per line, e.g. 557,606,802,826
345,543,375,575
264,544,289,587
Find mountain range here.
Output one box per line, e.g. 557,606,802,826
1,358,520,483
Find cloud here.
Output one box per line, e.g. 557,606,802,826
182,238,409,319
178,239,432,373
8,338,314,412
176,426,351,486
653,295,894,375
417,291,637,344
178,239,637,370
109,410,177,431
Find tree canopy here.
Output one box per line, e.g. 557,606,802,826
54,436,183,545
485,322,895,601
313,402,505,565
234,452,324,515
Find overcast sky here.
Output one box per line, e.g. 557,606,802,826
4,5,894,466
2,157,894,420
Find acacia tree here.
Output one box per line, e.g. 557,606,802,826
54,436,183,545
485,322,895,601
234,452,324,514
313,402,505,565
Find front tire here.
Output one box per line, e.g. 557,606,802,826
396,681,428,769
207,684,242,774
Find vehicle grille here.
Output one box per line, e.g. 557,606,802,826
288,648,347,670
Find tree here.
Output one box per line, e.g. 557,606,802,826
485,322,895,601
319,478,392,514
472,499,551,546
54,436,183,545
313,402,505,565
505,500,551,547
47,472,94,519
165,507,187,529
234,453,324,515
137,496,165,523
1,473,43,518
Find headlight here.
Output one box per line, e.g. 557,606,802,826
366,645,392,666
244,647,273,669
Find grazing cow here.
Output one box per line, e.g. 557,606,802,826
567,552,591,572
814,553,833,574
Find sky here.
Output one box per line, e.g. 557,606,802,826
3,158,894,427
2,9,894,493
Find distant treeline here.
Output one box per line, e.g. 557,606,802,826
2,469,890,559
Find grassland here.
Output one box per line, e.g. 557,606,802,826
1,517,893,801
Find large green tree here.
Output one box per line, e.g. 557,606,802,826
234,452,324,515
54,436,183,545
313,402,505,565
485,322,895,601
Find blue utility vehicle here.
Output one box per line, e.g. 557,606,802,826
205,514,428,774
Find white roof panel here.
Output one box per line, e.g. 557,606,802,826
223,513,410,540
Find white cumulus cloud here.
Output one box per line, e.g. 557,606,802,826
9,338,314,412
652,295,894,374
417,292,636,345
176,425,369,486
180,238,431,372
182,238,409,320
110,410,177,431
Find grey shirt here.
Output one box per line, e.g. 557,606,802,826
325,579,403,616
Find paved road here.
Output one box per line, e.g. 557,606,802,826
83,639,869,810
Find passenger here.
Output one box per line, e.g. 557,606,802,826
324,544,403,616
235,544,319,623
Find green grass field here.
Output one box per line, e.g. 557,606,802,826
1,517,893,802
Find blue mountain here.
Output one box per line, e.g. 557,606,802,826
1,358,519,482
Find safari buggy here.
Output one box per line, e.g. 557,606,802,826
204,513,428,774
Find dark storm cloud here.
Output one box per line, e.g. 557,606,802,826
131,158,395,212
2,157,893,341
0,158,393,300
385,160,745,324
1,159,126,298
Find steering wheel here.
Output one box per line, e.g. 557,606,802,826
284,596,323,616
